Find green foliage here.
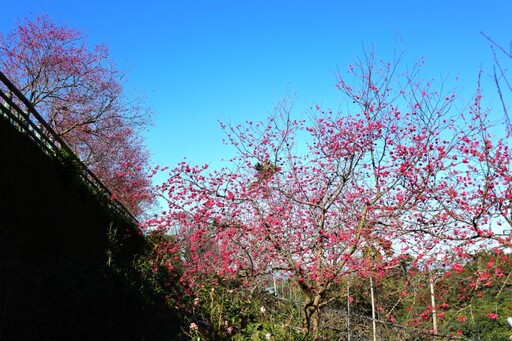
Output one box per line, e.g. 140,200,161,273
443,298,511,340
438,251,512,340
185,280,305,340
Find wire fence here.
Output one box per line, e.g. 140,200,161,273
268,281,471,341
0,70,139,228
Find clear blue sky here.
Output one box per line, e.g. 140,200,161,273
2,1,511,171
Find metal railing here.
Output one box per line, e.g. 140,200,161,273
0,71,139,228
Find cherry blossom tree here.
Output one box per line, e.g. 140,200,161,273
149,51,510,338
0,14,154,216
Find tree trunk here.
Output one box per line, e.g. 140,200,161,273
302,293,322,339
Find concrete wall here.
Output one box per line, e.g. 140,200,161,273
0,116,179,339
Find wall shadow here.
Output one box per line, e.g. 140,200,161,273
0,116,183,340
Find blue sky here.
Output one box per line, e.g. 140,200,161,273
2,1,512,171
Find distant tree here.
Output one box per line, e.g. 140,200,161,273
151,51,511,338
0,14,154,216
